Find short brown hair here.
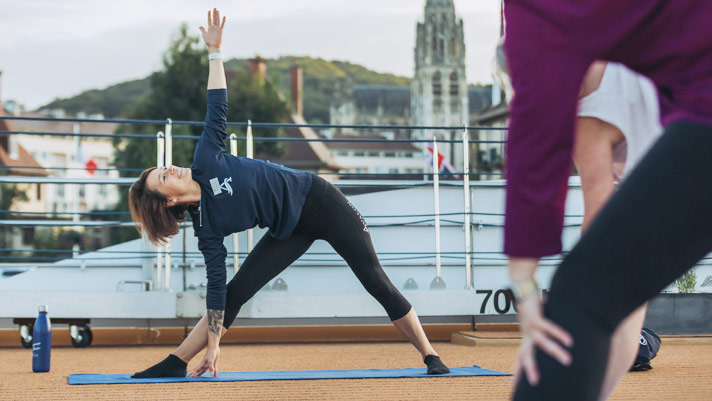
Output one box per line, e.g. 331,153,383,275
129,167,188,245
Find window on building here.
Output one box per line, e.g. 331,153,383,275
432,71,442,96
451,101,460,112
490,148,500,163
96,157,109,177
36,184,41,201
8,136,19,160
79,184,86,198
22,228,35,246
430,16,438,53
57,184,65,198
385,152,396,157
51,153,66,177
449,71,459,96
354,151,365,157
436,13,447,60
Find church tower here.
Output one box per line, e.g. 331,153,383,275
411,0,468,168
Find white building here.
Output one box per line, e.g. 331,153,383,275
324,132,425,176
10,112,121,214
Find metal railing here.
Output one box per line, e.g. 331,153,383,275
0,114,513,291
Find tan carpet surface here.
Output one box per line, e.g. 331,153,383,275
1,341,710,400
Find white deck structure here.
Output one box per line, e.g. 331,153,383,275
1,178,708,333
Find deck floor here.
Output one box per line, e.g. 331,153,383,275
1,340,711,400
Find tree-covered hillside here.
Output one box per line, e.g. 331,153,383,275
39,57,412,124
41,78,151,118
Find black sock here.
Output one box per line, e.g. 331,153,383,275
131,354,187,378
424,354,449,375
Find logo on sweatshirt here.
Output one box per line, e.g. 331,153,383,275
209,177,233,196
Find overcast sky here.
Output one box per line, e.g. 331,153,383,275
0,0,501,110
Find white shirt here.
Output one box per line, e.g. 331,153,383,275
578,62,663,180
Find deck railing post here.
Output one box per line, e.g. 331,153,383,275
164,119,173,291
229,133,239,275
246,120,254,252
72,124,81,231
155,131,165,291
462,127,473,289
430,136,445,289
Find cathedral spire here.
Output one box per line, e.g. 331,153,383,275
412,0,468,167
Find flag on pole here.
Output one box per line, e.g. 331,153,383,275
426,142,458,176
76,137,98,175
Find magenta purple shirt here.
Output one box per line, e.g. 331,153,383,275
503,0,712,257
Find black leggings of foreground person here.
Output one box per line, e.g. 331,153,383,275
514,121,712,400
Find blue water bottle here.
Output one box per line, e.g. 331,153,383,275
32,305,51,373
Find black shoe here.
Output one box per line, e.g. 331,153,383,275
629,362,652,372
424,355,450,375
131,354,187,378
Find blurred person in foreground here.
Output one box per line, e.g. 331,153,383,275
500,1,712,400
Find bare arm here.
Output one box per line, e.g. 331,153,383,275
206,308,224,348
573,117,625,232
200,8,227,90
579,61,607,99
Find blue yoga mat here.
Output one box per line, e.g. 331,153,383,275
68,365,509,385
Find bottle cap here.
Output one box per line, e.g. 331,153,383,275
38,305,48,313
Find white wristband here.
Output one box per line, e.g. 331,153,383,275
208,52,222,60
509,277,539,302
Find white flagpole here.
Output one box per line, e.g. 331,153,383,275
432,137,442,279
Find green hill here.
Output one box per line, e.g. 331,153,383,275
41,78,151,118
40,57,412,124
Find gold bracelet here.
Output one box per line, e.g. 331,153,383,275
509,277,539,302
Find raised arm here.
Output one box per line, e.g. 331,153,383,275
200,8,227,90
193,9,228,170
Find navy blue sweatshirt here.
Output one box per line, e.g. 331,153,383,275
188,89,312,311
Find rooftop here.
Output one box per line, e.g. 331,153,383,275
2,332,710,400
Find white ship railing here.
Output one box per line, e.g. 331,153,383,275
1,114,511,293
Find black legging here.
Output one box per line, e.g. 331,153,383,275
223,175,412,329
514,120,712,400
